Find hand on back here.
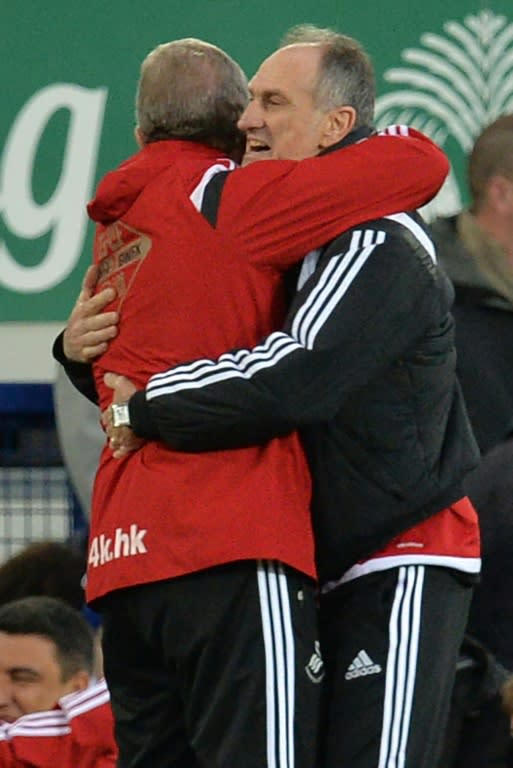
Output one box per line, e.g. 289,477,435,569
63,265,119,362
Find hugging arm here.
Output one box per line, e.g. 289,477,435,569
128,224,439,451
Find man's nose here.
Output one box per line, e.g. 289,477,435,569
237,100,264,132
0,681,11,708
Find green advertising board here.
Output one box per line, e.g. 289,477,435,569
2,0,513,379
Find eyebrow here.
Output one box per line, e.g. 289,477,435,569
249,85,287,99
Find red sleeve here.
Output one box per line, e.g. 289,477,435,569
0,731,117,768
67,699,118,767
0,683,118,768
0,730,72,767
218,127,449,267
0,736,18,768
60,683,118,768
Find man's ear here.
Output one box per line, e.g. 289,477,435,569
488,175,513,216
319,106,357,150
64,669,90,695
134,126,146,148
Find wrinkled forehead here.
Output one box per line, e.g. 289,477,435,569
249,44,322,97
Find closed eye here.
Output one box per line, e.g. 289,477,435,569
264,95,286,107
10,668,40,684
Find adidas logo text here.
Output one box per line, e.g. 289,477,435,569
345,649,382,680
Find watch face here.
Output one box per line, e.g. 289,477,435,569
112,403,130,428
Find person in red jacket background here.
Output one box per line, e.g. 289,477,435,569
0,596,117,767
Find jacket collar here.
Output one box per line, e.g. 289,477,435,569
318,126,375,156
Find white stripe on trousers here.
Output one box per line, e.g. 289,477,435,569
378,565,425,768
257,561,296,768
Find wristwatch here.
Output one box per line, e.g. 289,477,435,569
110,402,131,428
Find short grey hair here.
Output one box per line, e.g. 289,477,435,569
280,24,375,128
136,38,249,156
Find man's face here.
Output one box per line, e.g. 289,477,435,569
238,44,331,164
0,633,82,722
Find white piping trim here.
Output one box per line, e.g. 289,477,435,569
292,229,384,348
257,561,295,767
385,213,437,263
189,160,236,212
258,562,277,768
322,555,481,592
146,333,301,398
378,566,423,767
398,569,423,767
278,566,295,768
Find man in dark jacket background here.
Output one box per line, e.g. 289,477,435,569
431,114,513,455
431,114,513,768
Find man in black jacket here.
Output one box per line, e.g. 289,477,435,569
56,27,479,768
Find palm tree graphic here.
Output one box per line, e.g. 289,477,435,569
375,10,513,219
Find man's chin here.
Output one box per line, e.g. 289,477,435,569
242,149,274,165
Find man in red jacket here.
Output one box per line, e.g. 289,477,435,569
55,31,449,768
0,596,117,767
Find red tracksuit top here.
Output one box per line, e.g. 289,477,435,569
86,132,448,602
0,680,117,767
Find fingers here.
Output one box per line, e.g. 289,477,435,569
79,264,100,301
103,372,137,401
79,342,108,360
78,266,117,309
111,441,144,459
101,406,113,431
76,308,119,333
103,372,120,390
62,281,119,362
63,318,118,362
80,287,117,315
102,402,145,459
112,444,132,459
107,428,145,460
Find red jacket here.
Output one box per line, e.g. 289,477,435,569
0,680,117,767
86,131,448,602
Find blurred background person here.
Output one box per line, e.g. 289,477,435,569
0,540,85,609
0,596,117,767
53,365,104,525
431,114,513,768
0,540,103,679
502,676,513,732
431,114,513,456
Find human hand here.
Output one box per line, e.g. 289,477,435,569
103,372,137,404
104,422,145,459
63,265,119,362
102,372,146,459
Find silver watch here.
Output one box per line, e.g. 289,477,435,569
111,402,131,428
